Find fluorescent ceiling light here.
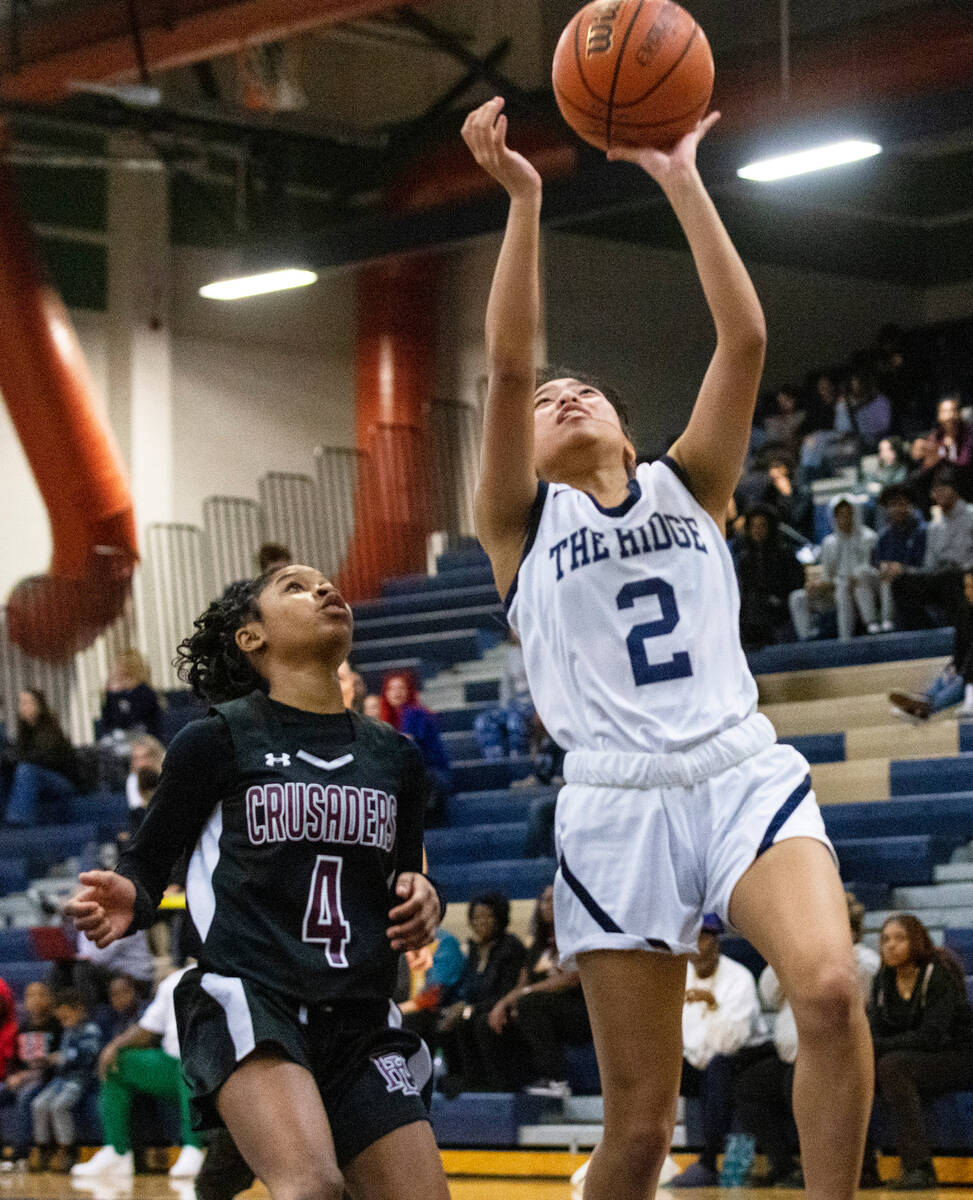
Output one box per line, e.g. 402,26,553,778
738,140,882,182
200,268,318,300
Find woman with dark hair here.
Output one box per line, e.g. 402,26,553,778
869,913,973,1189
380,672,452,826
2,689,82,826
734,507,805,650
485,883,591,1097
436,890,525,1095
65,565,451,1200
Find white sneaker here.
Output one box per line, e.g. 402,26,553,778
70,1147,134,1178
168,1146,205,1179
571,1152,679,1191
571,1157,590,1189
524,1079,572,1098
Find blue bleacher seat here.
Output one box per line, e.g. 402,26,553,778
0,823,97,877
435,547,491,574
67,792,129,841
354,583,501,621
564,1041,601,1095
781,732,846,763
442,731,479,760
425,822,529,866
748,628,952,675
434,858,557,903
944,929,973,974
0,859,29,898
822,795,973,844
353,606,506,642
445,788,545,829
0,930,34,961
438,704,494,734
890,756,973,797
464,679,499,704
429,1092,554,1147
833,836,939,886
0,961,50,999
450,757,535,793
382,565,495,596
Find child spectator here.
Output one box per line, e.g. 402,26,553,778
789,497,878,640
872,485,927,633
868,914,973,1190
380,671,451,824
2,690,82,826
31,988,101,1173
735,506,805,650
889,567,973,722
104,975,146,1043
474,633,534,759
892,464,973,629
0,982,61,1169
71,966,204,1180
100,651,162,744
669,916,770,1189
398,928,465,1050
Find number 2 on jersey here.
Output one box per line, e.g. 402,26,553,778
303,855,351,967
616,578,693,686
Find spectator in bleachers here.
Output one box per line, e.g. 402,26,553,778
2,690,82,827
761,387,807,458
736,894,880,1188
891,464,973,629
30,988,101,1173
872,484,927,635
398,928,465,1050
889,567,973,722
363,693,382,720
436,891,526,1096
255,542,292,573
911,393,973,475
799,372,859,480
71,922,155,1010
669,915,771,1189
735,506,805,650
864,438,910,495
789,497,878,641
337,661,366,714
0,982,61,1169
868,913,973,1190
473,633,534,760
72,965,204,1181
381,671,452,825
123,735,165,837
485,884,590,1098
103,975,146,1043
839,370,892,451
100,651,162,746
764,457,814,541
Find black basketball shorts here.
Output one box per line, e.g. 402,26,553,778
174,968,432,1167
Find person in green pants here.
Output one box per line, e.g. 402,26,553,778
71,966,204,1179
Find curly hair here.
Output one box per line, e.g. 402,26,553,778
174,572,278,705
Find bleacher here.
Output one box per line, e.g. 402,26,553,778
2,542,973,1163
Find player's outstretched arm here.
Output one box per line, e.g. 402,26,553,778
461,98,544,598
609,115,766,523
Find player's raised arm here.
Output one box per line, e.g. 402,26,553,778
609,115,767,523
461,98,544,595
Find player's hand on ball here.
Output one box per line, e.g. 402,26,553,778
63,871,136,949
461,97,542,200
607,111,720,185
387,873,440,951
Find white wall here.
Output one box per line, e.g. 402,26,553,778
544,233,927,454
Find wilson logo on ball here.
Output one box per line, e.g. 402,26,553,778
586,2,624,56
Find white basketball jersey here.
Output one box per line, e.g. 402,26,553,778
507,457,758,755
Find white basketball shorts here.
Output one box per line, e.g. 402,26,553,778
553,713,836,962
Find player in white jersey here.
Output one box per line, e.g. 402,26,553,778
461,98,872,1200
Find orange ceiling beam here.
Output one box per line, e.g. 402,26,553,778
0,0,430,104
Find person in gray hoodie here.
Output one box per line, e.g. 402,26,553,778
789,496,878,640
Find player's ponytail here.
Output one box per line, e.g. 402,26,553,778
174,573,275,705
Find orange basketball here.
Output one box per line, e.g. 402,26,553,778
552,0,714,151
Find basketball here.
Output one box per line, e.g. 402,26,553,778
552,0,714,152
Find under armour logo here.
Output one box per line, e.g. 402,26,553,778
265,753,291,767
372,1053,419,1097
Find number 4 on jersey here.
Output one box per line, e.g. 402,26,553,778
616,578,693,686
303,855,351,967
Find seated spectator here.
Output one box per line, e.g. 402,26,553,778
669,916,771,1189
103,975,146,1043
868,913,973,1190
764,457,814,541
736,894,880,1188
337,661,366,714
380,671,451,824
911,393,973,475
889,567,973,722
363,693,382,720
839,370,891,451
2,690,82,826
0,982,61,1169
892,464,973,629
485,885,590,1097
799,373,859,480
72,965,204,1181
123,735,165,838
735,506,805,650
474,633,534,760
100,650,162,746
789,497,878,641
762,387,807,458
872,484,927,633
256,541,292,574
864,437,909,495
31,988,101,1173
399,927,466,1050
437,892,526,1095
